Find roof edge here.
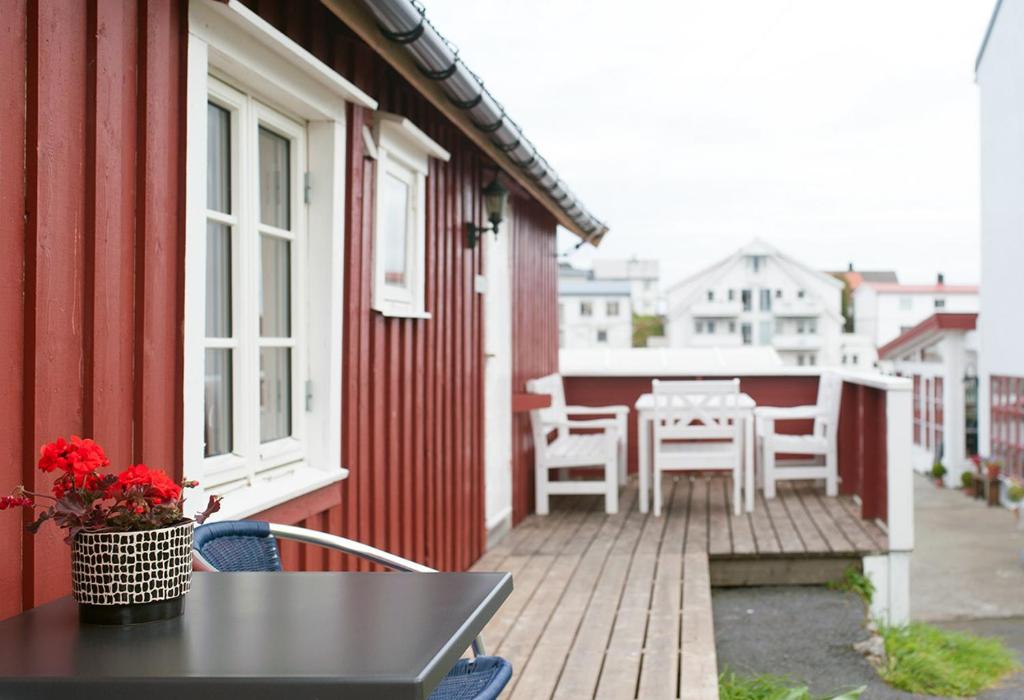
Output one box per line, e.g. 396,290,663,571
878,312,978,359
976,0,1005,74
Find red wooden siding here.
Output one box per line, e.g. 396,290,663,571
563,374,890,523
509,207,561,525
0,0,562,617
243,2,560,569
0,0,185,617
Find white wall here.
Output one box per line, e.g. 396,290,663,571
977,0,1024,455
559,294,633,349
856,289,979,347
591,259,661,315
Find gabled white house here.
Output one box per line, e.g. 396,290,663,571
665,239,845,367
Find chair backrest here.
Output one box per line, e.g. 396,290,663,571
814,372,843,440
193,520,282,572
526,373,569,451
651,378,741,444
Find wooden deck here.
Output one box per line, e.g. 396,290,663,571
471,476,888,699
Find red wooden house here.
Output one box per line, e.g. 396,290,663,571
0,0,608,618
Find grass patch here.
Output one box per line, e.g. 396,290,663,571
878,622,1019,696
718,670,864,700
826,566,874,605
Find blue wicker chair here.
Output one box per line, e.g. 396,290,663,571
193,521,512,700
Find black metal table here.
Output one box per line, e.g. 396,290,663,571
0,571,513,700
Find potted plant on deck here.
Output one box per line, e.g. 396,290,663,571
1007,480,1024,524
961,470,975,495
931,461,947,487
1,436,221,625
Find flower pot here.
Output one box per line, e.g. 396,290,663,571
934,478,944,487
988,465,1002,481
71,520,194,625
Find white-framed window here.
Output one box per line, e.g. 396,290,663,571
706,290,714,301
808,319,818,334
759,289,772,311
606,301,620,317
775,289,782,299
934,297,946,309
596,329,608,344
727,289,735,301
695,320,704,334
797,289,806,299
580,301,593,317
184,0,377,519
707,320,717,334
728,321,736,333
371,114,449,318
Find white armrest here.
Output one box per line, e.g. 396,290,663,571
543,419,619,431
754,405,823,420
564,405,629,416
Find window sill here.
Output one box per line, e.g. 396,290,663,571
372,303,432,320
198,466,349,522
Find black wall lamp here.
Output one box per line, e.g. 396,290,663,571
466,175,509,248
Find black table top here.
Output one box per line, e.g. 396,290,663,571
0,571,513,700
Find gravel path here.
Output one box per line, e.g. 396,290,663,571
713,586,1023,699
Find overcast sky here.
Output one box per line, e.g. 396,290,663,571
421,0,996,288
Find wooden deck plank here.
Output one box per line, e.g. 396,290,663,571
496,501,607,685
552,504,647,699
684,477,709,555
510,495,636,700
838,494,889,551
775,481,830,554
817,491,881,553
637,480,690,699
725,483,757,556
595,481,676,700
707,478,732,556
749,492,782,554
762,486,806,554
790,483,855,552
680,552,719,700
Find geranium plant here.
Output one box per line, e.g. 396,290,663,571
1,436,221,543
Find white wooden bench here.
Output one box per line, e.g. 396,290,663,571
525,373,628,514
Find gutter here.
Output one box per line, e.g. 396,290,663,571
350,0,609,243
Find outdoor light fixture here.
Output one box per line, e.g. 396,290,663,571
466,175,509,248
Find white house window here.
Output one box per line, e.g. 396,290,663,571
185,0,375,518
372,113,450,318
607,301,620,317
797,289,806,299
706,290,714,301
596,329,608,344
727,289,735,301
199,77,308,488
695,321,704,334
934,298,946,309
759,289,772,311
580,301,593,317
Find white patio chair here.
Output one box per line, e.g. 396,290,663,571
755,371,842,498
525,373,628,515
651,379,742,517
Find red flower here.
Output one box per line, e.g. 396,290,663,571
106,464,182,505
38,436,109,476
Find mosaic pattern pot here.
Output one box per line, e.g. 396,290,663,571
71,520,194,625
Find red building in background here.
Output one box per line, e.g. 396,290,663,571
0,0,607,618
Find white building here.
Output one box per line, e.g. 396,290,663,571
853,276,979,348
665,239,845,367
591,258,661,316
878,313,979,483
977,0,1024,479
559,278,633,349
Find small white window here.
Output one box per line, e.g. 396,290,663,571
607,301,620,317
808,319,818,334
708,320,717,333
797,354,806,366
775,289,782,299
797,289,806,299
596,329,608,344
934,298,946,309
727,289,735,301
580,301,593,317
852,353,859,364
728,321,736,333
372,113,450,318
707,290,714,301
842,354,849,365
695,321,704,334
808,354,817,366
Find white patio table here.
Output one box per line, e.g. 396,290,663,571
635,391,757,514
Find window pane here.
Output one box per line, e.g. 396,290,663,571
206,221,232,337
260,235,291,337
382,172,410,287
204,349,232,457
259,127,290,229
207,103,231,214
260,348,292,442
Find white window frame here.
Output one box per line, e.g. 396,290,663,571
184,0,377,520
580,301,593,317
606,300,620,317
370,113,450,318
